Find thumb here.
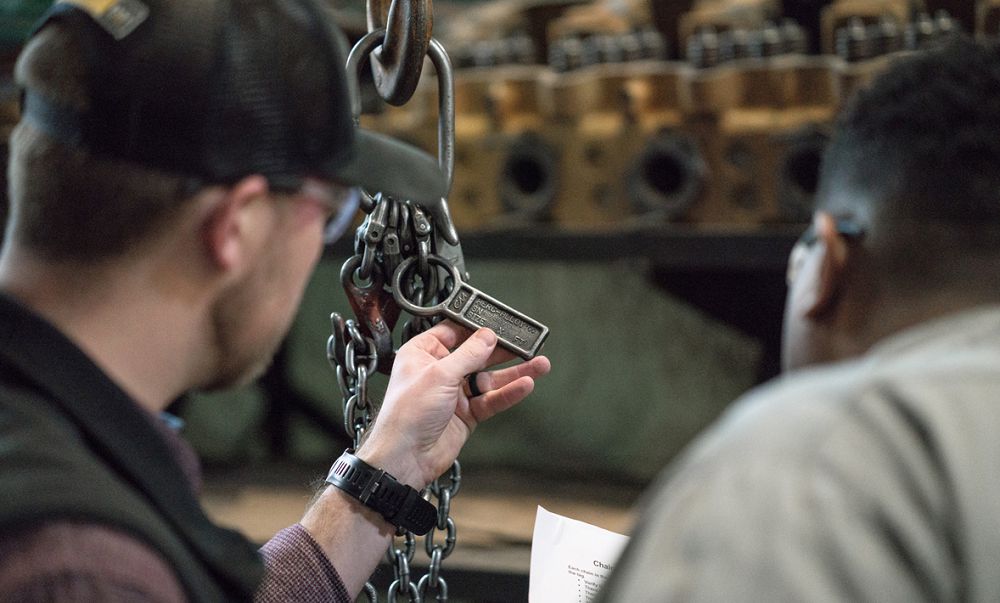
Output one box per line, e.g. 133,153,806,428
438,328,497,377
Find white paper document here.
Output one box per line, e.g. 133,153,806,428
528,506,630,603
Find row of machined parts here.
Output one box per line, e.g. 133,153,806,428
450,8,973,72
684,11,963,68
685,19,809,68
368,2,1000,230
831,11,960,62
450,28,670,72
686,11,963,68
368,6,978,231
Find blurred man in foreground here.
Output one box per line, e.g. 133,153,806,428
600,36,1000,601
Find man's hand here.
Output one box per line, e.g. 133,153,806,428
300,321,549,597
357,321,551,488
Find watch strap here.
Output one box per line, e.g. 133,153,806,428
325,450,437,535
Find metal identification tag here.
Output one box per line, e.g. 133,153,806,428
392,256,550,359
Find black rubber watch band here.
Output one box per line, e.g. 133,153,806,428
325,450,437,535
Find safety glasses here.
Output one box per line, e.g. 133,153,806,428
272,178,361,245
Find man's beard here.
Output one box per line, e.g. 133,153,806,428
203,274,290,391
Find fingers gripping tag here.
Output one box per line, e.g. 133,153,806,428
57,0,149,40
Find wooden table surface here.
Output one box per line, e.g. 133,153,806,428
201,467,643,575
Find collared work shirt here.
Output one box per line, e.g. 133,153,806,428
598,306,1000,602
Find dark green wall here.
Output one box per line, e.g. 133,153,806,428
182,257,761,486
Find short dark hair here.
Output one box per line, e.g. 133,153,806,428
7,24,194,262
817,36,1000,285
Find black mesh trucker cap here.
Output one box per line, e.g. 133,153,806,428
20,0,447,204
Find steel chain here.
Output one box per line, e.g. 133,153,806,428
325,27,461,603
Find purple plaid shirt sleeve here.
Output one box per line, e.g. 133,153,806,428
256,523,351,603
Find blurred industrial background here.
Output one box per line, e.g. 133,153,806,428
1,0,993,599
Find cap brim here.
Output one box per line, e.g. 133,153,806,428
329,128,447,205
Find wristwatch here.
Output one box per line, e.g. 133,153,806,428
325,450,437,536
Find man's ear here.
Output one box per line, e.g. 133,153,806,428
805,211,850,319
203,175,271,272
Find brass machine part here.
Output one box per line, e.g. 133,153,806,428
977,0,1000,37
685,53,841,225
624,63,707,223
545,59,700,229
678,0,780,53
819,0,915,55
358,58,558,231
449,64,557,230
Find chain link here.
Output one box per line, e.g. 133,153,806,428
333,195,459,600
327,28,461,603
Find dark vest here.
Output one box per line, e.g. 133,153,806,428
0,294,264,601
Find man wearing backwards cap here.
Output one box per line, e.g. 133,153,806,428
0,0,550,600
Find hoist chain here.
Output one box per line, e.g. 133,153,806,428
326,28,460,603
